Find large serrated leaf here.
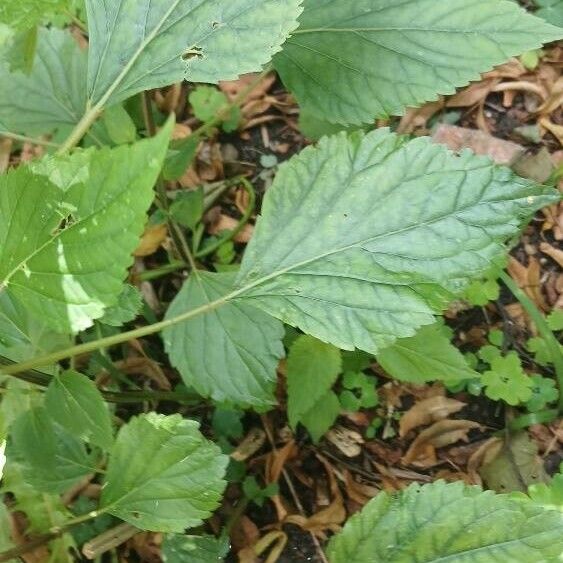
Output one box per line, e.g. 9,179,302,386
328,480,563,563
100,413,228,533
0,28,86,138
234,130,559,354
0,123,171,334
163,271,284,407
377,323,480,384
274,0,563,124
0,0,74,30
86,0,303,108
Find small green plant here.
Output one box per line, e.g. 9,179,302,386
0,0,562,559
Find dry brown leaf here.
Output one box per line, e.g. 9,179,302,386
134,223,168,257
402,419,482,467
238,531,288,563
343,470,379,505
0,138,11,172
220,73,276,102
396,100,444,134
208,213,254,243
540,117,563,146
113,357,171,390
446,79,498,108
325,427,364,458
432,124,525,165
399,397,466,437
266,440,297,484
231,428,266,461
232,515,261,556
467,437,503,485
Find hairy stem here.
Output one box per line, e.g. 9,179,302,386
57,104,103,154
0,130,60,148
499,270,563,412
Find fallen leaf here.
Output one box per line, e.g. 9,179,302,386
540,242,563,268
467,437,503,485
402,420,482,467
325,427,364,458
134,223,168,257
231,428,266,462
399,397,466,437
480,432,549,493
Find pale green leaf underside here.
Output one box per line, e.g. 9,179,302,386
0,125,170,334
274,0,563,124
328,480,563,563
235,130,559,354
163,271,284,407
377,323,480,384
0,28,86,137
100,413,228,533
86,0,303,107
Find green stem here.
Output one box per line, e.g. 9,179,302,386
57,105,103,154
499,270,563,412
195,178,256,258
0,130,60,148
0,294,232,375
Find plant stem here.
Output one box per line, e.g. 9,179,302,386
0,294,231,375
57,105,103,154
0,130,60,148
499,270,563,412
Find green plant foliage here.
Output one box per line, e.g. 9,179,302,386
377,323,480,384
535,0,563,26
527,335,563,366
7,406,97,493
235,130,558,354
0,28,86,137
100,413,228,533
242,475,279,507
465,276,501,306
275,0,562,124
327,480,563,563
547,309,563,331
481,353,533,405
162,533,230,563
340,371,378,410
164,137,200,181
169,187,204,230
0,293,70,362
0,0,74,30
45,370,114,450
101,104,137,145
189,86,240,133
98,284,143,327
286,335,341,439
0,123,171,333
527,468,563,511
525,375,559,412
86,0,304,107
163,271,284,407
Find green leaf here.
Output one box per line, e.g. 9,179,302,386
0,0,73,30
299,390,341,443
234,130,560,354
163,137,200,181
528,472,563,511
464,276,500,306
8,406,96,493
100,413,228,533
286,335,341,429
45,370,114,450
0,293,70,362
101,104,137,145
377,323,479,384
525,375,558,412
163,271,284,407
0,122,171,333
547,309,563,331
86,0,303,108
169,188,204,230
482,353,533,405
99,284,143,327
162,534,230,563
327,480,563,563
275,0,562,124
527,335,563,366
536,0,563,26
0,28,86,138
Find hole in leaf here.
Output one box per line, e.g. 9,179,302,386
183,46,203,61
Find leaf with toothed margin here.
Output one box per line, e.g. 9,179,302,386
100,413,228,533
274,0,563,125
0,120,172,334
327,480,563,563
232,129,560,354
163,271,285,408
86,0,304,108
